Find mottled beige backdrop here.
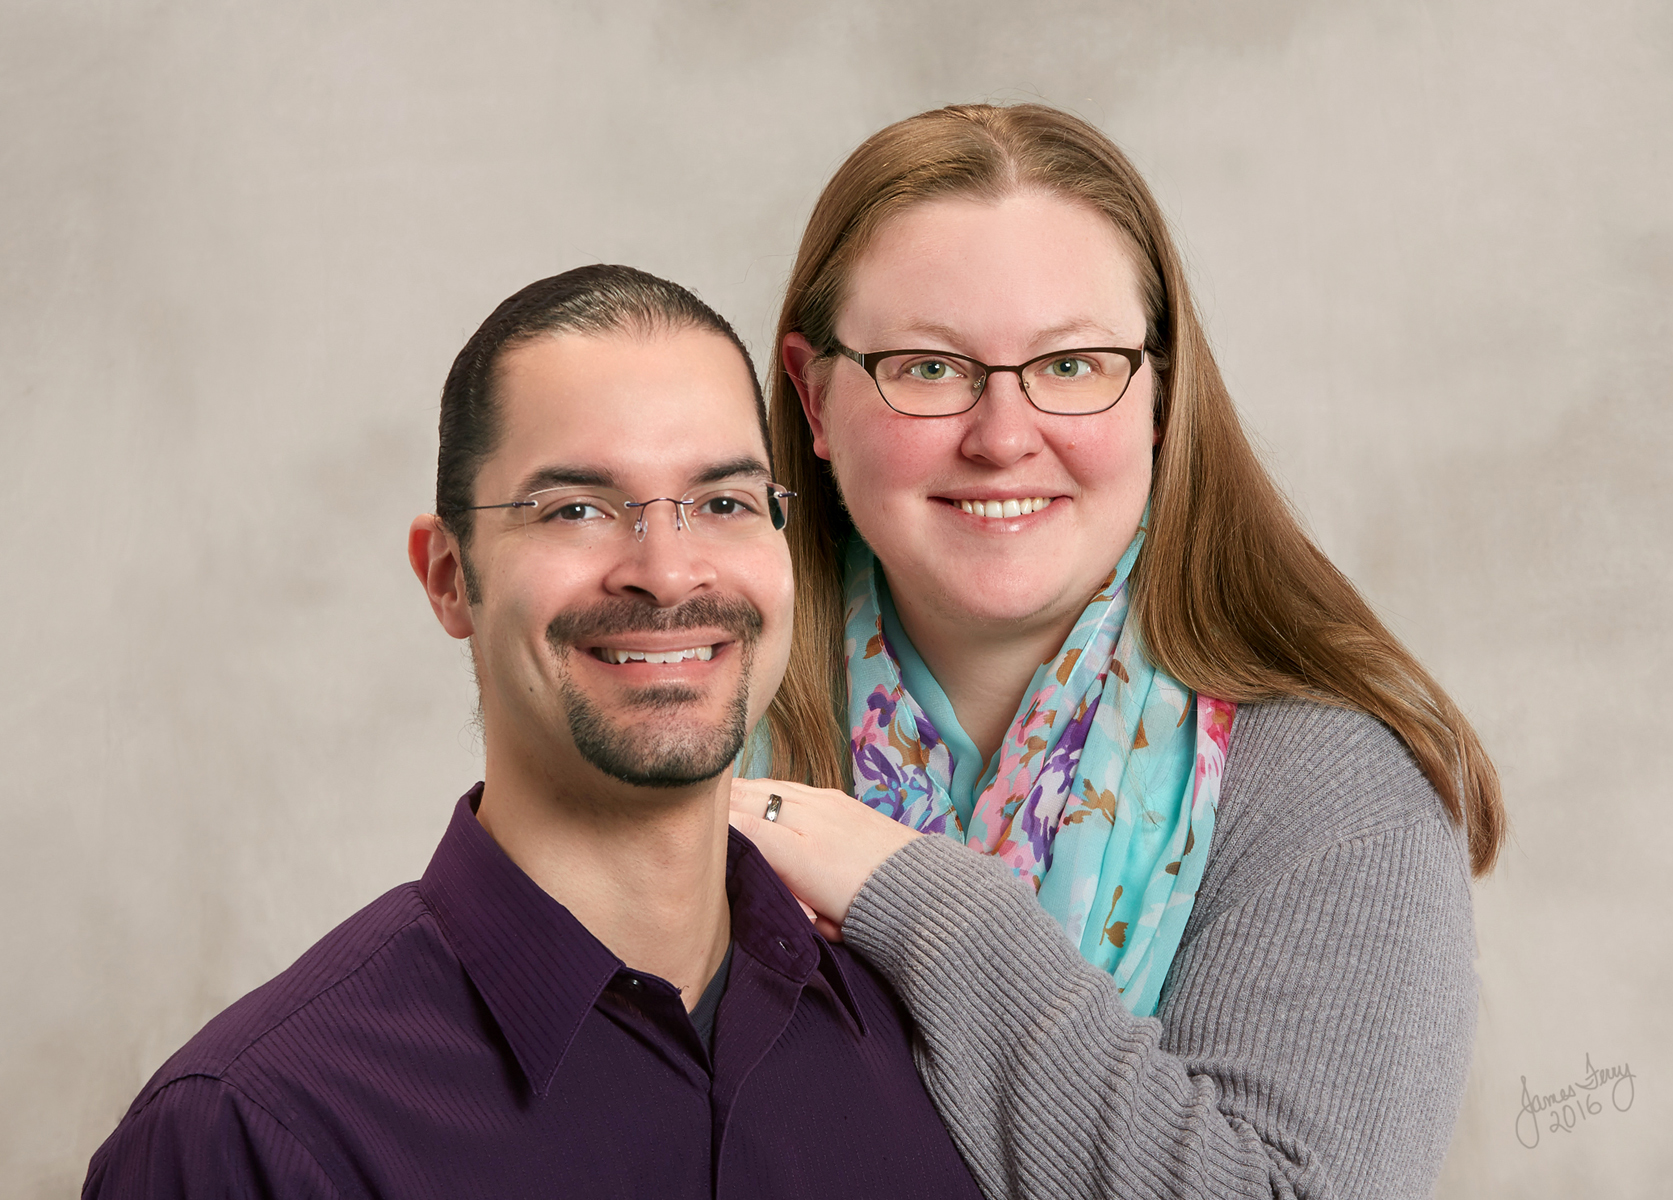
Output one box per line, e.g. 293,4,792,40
3,0,1668,1195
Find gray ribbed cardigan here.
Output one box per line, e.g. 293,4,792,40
843,701,1477,1200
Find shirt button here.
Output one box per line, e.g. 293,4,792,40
777,939,790,953
626,976,641,988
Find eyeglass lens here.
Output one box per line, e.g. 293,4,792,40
872,349,1135,416
511,483,791,544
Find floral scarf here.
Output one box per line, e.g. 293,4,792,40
844,526,1235,1016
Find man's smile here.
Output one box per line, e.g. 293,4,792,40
592,644,716,664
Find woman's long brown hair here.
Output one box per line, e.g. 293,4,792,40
763,103,1505,876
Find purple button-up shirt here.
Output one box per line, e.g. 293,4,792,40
85,788,982,1199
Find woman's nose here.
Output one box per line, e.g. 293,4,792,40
959,371,1045,468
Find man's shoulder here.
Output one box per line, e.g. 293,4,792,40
139,882,445,1094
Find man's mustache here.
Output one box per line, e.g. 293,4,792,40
545,594,764,650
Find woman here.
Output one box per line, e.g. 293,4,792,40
733,103,1503,1199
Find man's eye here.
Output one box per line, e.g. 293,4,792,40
695,495,757,518
547,502,607,522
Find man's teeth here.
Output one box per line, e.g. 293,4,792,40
600,646,715,664
956,497,1054,518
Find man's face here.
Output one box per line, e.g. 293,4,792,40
458,327,792,793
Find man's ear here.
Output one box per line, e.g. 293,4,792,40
408,515,475,640
782,333,832,461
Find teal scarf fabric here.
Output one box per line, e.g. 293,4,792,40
842,528,1235,1016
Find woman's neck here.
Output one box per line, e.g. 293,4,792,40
887,579,1083,767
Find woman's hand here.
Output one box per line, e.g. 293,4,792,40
728,778,921,941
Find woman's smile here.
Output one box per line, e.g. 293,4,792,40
941,494,1057,519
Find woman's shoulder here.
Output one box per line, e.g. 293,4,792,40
1219,698,1455,840
1192,699,1470,930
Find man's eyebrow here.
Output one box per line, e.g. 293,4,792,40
511,458,770,497
515,465,621,496
690,457,772,487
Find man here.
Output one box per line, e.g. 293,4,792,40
84,265,982,1199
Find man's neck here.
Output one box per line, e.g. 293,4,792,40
474,752,732,1013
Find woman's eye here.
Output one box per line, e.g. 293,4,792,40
906,359,956,382
1047,357,1093,378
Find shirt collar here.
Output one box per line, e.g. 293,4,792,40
724,824,869,1039
419,786,866,1097
419,786,618,1097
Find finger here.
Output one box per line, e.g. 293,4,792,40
731,783,808,836
728,778,784,818
727,806,798,847
812,915,844,943
727,808,765,840
730,777,822,805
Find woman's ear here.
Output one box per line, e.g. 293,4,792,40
408,515,475,640
782,333,832,460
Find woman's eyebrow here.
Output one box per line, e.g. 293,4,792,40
874,320,967,346
875,319,1126,350
1029,320,1125,345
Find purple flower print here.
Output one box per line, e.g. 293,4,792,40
920,809,955,837
853,743,907,818
1012,693,1100,873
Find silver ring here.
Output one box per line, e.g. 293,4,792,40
763,793,783,823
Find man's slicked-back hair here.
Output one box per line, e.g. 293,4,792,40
436,264,767,559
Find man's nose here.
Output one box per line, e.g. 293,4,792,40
960,370,1045,468
601,508,718,608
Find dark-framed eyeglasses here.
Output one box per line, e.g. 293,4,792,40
466,481,794,545
830,341,1145,417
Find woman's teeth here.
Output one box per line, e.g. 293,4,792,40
955,496,1053,518
599,646,714,664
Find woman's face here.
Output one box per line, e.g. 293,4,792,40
792,190,1157,635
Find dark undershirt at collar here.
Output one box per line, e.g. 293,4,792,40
687,941,733,1054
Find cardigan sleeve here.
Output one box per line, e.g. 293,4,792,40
841,705,1478,1200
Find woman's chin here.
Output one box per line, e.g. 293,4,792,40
915,574,1096,634
869,528,1124,635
